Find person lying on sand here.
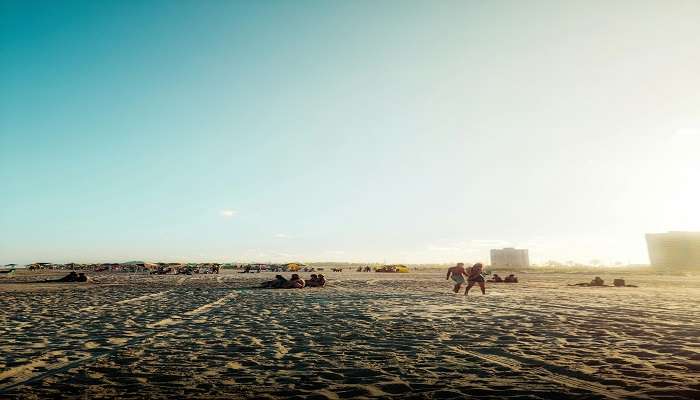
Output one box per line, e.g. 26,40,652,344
40,271,96,284
489,273,504,283
261,275,288,288
504,274,518,283
285,274,305,289
569,276,608,287
446,262,467,293
465,263,486,295
54,271,79,282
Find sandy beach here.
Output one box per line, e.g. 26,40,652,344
0,270,698,399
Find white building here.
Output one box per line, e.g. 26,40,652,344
646,231,700,270
490,248,529,268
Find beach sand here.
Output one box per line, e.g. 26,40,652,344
1,270,698,399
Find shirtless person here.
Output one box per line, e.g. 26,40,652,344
446,263,467,293
464,262,486,295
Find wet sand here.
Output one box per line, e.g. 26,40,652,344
1,271,699,399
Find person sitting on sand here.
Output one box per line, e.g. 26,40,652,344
504,274,518,283
446,262,468,293
613,278,637,288
465,263,486,295
307,274,319,287
286,274,305,289
306,274,326,288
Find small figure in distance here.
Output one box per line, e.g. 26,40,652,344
286,274,305,289
464,263,486,295
590,276,605,286
488,273,503,283
54,271,79,282
504,274,518,283
569,276,608,287
613,278,637,288
446,262,467,293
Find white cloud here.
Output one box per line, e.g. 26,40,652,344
220,210,237,218
274,233,291,239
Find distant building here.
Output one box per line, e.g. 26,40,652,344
646,231,700,270
490,248,529,268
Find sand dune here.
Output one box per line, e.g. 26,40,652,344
1,271,698,399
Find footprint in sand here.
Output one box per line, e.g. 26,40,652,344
226,361,243,370
107,337,128,346
273,342,289,359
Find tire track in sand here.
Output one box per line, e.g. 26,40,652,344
78,290,172,312
0,290,239,393
453,347,623,398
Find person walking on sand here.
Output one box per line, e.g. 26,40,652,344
464,262,486,295
446,262,468,293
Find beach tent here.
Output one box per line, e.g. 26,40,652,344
393,265,409,273
285,263,306,271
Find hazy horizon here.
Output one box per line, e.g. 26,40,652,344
2,0,699,266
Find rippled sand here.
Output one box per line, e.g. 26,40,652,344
1,271,699,399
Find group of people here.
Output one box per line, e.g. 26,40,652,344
446,263,486,295
569,277,637,287
260,273,326,289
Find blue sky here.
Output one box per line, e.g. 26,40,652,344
2,0,699,265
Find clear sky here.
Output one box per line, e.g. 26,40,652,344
1,0,699,265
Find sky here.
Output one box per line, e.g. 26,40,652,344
1,0,699,265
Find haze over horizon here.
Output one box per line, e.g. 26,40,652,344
2,0,699,266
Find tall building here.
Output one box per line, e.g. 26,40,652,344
490,248,529,268
646,231,700,270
